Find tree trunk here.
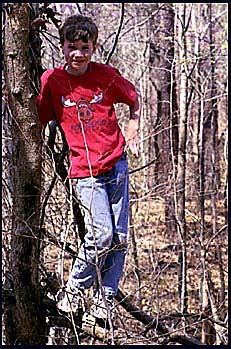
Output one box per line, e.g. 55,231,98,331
149,3,178,234
175,3,189,314
208,4,226,343
3,3,46,344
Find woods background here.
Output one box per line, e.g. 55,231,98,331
2,2,228,346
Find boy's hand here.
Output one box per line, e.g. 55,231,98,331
125,119,140,158
126,88,141,157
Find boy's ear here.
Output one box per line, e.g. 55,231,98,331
60,43,64,53
93,43,100,52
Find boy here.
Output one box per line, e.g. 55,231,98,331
37,15,140,320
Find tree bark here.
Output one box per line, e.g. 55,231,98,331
175,3,189,314
3,3,46,344
149,3,178,234
208,4,225,343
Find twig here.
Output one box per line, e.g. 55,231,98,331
118,4,165,39
39,174,57,230
129,156,158,175
40,31,60,52
75,3,82,15
105,3,124,65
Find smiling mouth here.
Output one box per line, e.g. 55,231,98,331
72,60,85,64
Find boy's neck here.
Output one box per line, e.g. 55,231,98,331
65,63,90,77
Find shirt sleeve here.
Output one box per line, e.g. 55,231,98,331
36,70,56,127
110,68,137,106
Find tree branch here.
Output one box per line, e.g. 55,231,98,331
105,3,124,65
115,288,169,334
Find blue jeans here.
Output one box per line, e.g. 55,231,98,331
69,153,129,296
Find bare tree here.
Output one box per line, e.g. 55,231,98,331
2,3,46,344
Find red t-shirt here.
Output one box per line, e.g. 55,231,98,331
37,62,136,178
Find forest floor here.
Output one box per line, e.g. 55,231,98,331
44,196,228,345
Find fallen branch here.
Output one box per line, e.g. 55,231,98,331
115,288,169,334
3,277,204,345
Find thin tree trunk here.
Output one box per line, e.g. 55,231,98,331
193,5,209,343
175,3,189,314
198,93,208,345
3,4,46,344
208,4,226,343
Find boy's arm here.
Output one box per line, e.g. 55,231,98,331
125,88,141,158
36,71,55,128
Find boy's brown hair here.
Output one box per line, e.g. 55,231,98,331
59,15,98,45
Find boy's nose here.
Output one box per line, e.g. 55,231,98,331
73,50,84,57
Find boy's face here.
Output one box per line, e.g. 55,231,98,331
62,39,96,75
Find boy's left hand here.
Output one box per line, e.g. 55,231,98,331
125,119,140,158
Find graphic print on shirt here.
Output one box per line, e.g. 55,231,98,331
61,91,103,123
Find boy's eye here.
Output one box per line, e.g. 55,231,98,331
68,45,89,51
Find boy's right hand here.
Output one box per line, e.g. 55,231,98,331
125,119,140,158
